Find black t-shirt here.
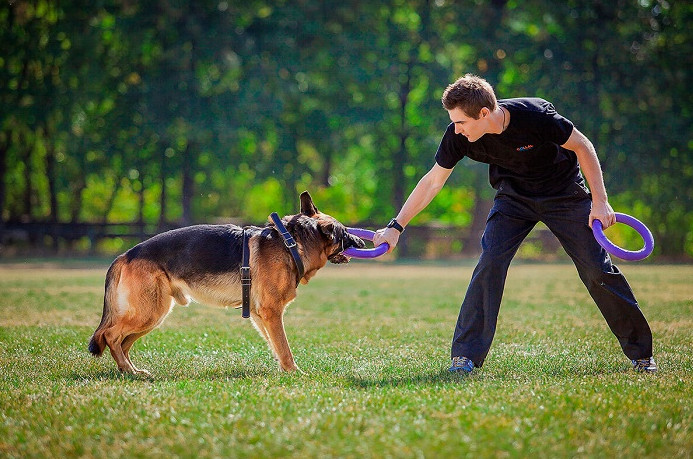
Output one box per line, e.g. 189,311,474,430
435,97,580,196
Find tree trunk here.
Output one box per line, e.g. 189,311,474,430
137,180,145,225
158,143,168,230
44,135,59,251
394,62,411,210
181,141,194,225
101,147,121,223
0,133,8,223
44,126,58,224
462,166,494,256
393,59,414,257
21,133,32,221
101,177,120,223
462,195,493,256
70,138,87,224
282,146,297,211
321,149,332,188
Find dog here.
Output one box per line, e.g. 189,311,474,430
88,191,365,375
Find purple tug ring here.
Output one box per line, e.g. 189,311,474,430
343,228,390,259
592,212,654,261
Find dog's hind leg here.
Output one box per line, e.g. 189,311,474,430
103,260,175,376
104,325,137,374
121,332,152,377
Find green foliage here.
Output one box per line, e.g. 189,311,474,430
1,0,691,256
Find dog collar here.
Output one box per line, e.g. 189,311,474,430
269,212,305,287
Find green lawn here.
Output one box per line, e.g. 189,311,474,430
1,261,691,458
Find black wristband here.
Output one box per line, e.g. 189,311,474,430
387,218,405,233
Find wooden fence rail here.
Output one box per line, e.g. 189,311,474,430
0,221,563,260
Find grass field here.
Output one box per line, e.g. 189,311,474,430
1,260,692,458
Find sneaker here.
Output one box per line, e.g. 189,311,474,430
632,357,657,373
448,356,475,374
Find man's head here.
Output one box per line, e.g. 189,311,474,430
442,74,499,142
442,74,498,117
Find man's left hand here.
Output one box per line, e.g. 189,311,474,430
589,200,616,229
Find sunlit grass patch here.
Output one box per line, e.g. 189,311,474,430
1,262,692,457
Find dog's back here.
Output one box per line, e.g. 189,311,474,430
125,224,247,279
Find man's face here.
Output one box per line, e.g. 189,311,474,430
447,107,491,142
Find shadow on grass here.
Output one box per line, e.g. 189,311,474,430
70,357,631,385
344,365,630,388
345,369,471,388
69,366,275,382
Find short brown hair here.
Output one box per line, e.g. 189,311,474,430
441,74,498,119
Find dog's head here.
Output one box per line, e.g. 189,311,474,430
299,191,365,264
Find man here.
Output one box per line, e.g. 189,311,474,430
373,74,656,374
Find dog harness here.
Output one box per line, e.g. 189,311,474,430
240,213,305,319
241,229,252,318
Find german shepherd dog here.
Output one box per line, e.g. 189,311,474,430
88,192,365,376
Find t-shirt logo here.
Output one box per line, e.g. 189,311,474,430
516,145,534,152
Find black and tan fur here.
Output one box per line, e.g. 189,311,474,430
88,192,365,375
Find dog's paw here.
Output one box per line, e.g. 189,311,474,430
135,368,153,378
280,364,305,374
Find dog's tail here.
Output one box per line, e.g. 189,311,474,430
88,255,125,357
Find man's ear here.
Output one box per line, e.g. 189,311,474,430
300,191,319,217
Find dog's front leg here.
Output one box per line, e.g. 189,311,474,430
257,305,300,372
249,311,279,362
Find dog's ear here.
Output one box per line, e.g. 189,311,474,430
300,191,319,217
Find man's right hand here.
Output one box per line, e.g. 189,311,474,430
373,227,401,253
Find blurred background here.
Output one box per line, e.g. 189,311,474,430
1,0,691,260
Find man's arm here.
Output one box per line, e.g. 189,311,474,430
562,127,616,229
373,163,454,252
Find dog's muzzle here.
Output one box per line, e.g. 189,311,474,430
328,233,366,264
329,253,351,264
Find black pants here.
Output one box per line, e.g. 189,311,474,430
451,180,653,367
